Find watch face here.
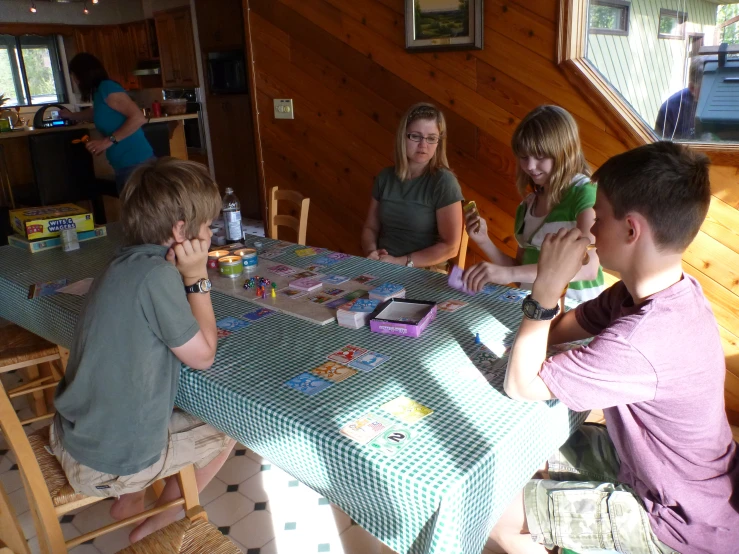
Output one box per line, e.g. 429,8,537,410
200,278,212,292
522,299,538,318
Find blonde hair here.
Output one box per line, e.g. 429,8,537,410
511,105,590,205
394,102,451,181
120,157,221,246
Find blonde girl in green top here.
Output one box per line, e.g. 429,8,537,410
463,105,605,301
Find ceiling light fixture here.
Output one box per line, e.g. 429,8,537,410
83,2,89,14
30,2,37,13
92,0,99,3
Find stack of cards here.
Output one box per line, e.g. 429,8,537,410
337,298,380,329
289,277,323,291
447,265,476,295
368,283,406,302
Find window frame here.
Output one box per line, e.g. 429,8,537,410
558,0,739,166
658,8,688,40
0,33,68,107
589,0,631,36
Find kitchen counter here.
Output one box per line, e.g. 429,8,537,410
0,113,198,139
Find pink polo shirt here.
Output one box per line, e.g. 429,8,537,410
540,275,739,554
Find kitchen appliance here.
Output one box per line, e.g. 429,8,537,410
33,104,75,129
132,59,161,76
206,50,248,94
162,88,204,150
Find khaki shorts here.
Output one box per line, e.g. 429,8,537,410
524,424,677,554
50,410,232,498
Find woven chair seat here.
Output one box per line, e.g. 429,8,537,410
27,426,87,507
119,516,241,554
0,324,59,368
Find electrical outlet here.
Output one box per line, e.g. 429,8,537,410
273,99,294,120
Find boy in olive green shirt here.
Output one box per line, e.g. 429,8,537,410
51,158,234,543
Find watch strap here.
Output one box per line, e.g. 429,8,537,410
109,134,118,144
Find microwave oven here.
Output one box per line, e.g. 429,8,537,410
207,50,248,94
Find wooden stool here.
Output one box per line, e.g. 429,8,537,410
0,323,64,424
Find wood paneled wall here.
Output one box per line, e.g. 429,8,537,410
244,0,739,423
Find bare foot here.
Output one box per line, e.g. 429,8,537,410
110,491,146,521
128,507,184,543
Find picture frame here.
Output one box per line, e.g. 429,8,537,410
405,0,484,52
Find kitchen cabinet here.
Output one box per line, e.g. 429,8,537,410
154,7,199,88
194,0,244,51
74,20,159,91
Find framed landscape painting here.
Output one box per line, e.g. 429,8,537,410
405,0,484,52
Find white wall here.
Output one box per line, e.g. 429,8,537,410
0,0,145,24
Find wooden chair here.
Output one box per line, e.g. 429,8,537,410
450,226,469,270
269,186,310,245
0,323,65,424
0,386,235,553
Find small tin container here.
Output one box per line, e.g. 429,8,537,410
234,248,258,272
208,250,229,270
218,255,243,278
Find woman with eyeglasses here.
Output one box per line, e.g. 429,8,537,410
361,103,463,269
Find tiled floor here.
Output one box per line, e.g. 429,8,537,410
0,372,497,554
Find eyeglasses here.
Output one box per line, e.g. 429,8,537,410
406,132,441,144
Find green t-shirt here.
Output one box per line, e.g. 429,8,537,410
513,175,605,301
54,244,199,475
372,167,463,257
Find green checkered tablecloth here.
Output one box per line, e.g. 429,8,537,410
0,227,585,554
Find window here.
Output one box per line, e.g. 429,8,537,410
658,9,687,40
589,0,630,36
0,34,67,107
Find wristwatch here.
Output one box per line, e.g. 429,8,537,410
406,254,414,268
108,134,118,144
521,294,560,321
184,278,211,294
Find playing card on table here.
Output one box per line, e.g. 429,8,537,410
471,345,500,371
243,308,275,321
339,413,390,444
321,274,350,285
497,289,527,303
353,274,378,285
327,345,368,364
437,299,468,313
325,296,354,309
216,328,232,339
295,247,317,257
284,373,333,395
277,288,307,299
216,316,250,332
380,396,433,424
307,293,333,304
292,270,319,280
327,252,352,261
368,427,413,457
268,264,297,276
259,249,283,259
312,256,341,266
323,288,345,296
348,352,391,372
272,240,294,250
348,299,380,313
342,289,368,301
305,263,326,272
310,361,357,382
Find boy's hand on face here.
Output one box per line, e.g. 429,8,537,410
462,261,512,292
533,228,590,307
169,238,210,285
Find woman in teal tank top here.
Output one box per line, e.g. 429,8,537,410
61,53,154,194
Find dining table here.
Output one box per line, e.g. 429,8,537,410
0,225,585,554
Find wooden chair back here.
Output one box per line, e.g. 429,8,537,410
269,186,310,245
0,385,201,553
450,226,469,270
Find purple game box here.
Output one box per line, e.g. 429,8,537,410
369,298,437,338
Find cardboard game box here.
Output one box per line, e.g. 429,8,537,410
10,204,95,240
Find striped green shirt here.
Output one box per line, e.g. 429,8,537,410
513,175,605,302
